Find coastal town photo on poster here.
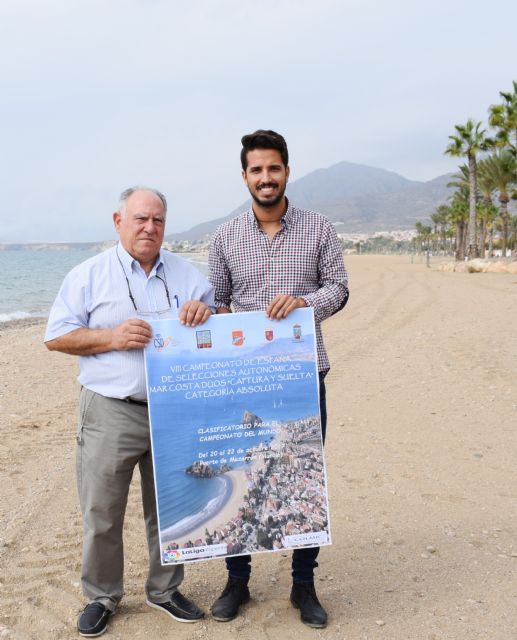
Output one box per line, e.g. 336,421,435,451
144,309,331,565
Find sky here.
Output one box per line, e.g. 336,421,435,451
1,0,516,243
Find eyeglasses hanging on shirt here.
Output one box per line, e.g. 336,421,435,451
116,247,179,318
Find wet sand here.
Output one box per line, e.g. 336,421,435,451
0,255,515,639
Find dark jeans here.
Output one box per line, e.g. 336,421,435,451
226,371,328,584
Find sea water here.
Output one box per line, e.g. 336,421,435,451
151,359,320,533
0,249,98,322
0,249,208,323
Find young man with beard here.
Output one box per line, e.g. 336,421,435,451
208,130,349,628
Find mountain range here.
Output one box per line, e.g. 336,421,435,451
168,161,453,241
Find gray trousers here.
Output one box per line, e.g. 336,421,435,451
76,388,184,611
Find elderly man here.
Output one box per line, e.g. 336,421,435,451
45,187,214,637
208,131,349,628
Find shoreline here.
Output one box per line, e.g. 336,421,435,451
161,468,250,548
160,475,233,540
0,316,47,331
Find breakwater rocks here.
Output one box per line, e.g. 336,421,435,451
185,461,233,477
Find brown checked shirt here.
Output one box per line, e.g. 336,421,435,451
208,201,349,372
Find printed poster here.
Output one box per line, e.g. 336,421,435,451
144,308,331,565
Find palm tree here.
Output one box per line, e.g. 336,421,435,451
431,205,450,254
447,163,470,191
488,80,517,156
415,222,433,265
448,187,469,261
448,163,484,252
477,200,498,257
445,119,488,258
481,150,517,256
430,213,439,252
415,221,432,249
508,214,517,254
477,158,498,256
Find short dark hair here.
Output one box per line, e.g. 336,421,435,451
240,130,289,170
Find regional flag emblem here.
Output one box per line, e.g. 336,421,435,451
196,330,212,349
292,324,302,341
232,330,245,346
265,328,274,342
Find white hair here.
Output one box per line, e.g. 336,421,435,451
118,186,167,217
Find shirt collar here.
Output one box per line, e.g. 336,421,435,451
116,242,164,276
246,198,293,230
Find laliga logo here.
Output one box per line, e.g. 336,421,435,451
164,549,181,562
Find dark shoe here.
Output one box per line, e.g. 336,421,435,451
290,581,328,628
211,577,250,622
77,602,111,637
146,591,204,623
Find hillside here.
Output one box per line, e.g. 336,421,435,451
168,161,453,241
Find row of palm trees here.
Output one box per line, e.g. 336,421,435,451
428,81,517,261
415,201,517,261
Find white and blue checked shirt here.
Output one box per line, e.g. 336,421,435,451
208,202,348,372
45,243,215,400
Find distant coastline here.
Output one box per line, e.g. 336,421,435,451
0,241,114,252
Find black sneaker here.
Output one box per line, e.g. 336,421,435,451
290,581,328,628
77,602,111,637
211,577,250,622
146,591,204,623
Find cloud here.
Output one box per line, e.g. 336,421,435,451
1,0,516,241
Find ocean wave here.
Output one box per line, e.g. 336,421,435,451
0,311,33,323
160,475,232,540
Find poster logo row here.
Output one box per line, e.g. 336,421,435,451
154,323,304,351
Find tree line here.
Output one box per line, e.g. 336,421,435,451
416,81,517,261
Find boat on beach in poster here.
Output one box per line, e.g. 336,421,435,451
144,308,331,565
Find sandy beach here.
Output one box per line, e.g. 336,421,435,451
0,254,516,639
162,469,250,550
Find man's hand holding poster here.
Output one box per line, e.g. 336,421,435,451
144,308,331,565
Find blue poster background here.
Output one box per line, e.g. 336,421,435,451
144,308,331,564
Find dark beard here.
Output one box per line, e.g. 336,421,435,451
249,185,286,208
